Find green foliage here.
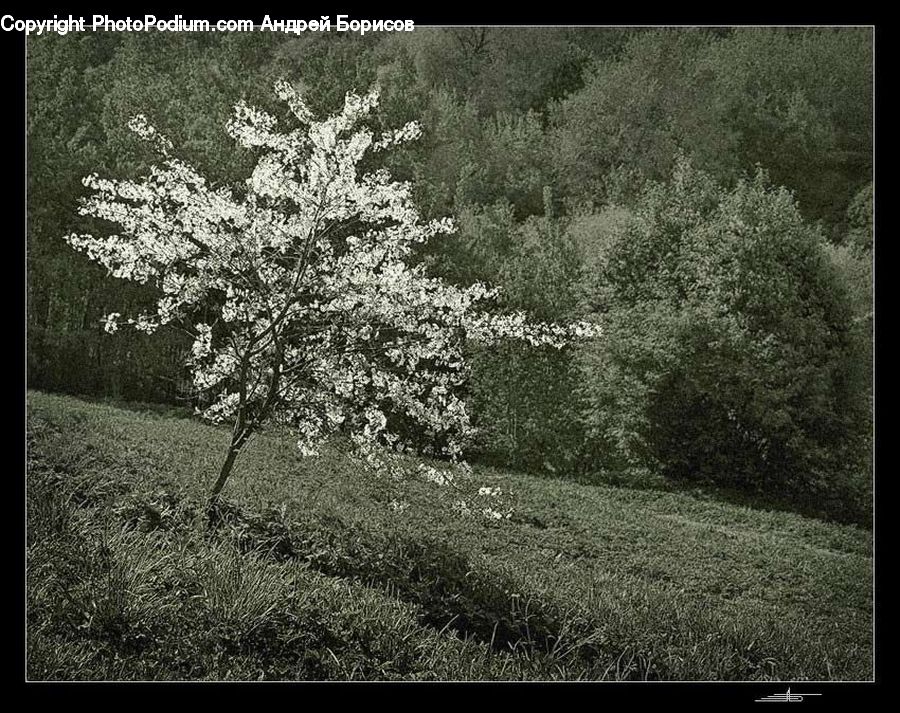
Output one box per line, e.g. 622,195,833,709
467,213,588,473
576,160,869,519
437,206,590,475
270,34,382,116
550,28,873,230
822,238,872,493
27,32,281,402
551,29,731,204
706,28,873,234
845,182,874,251
401,28,599,117
468,343,586,475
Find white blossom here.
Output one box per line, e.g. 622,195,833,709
65,79,601,510
102,312,121,334
478,486,503,498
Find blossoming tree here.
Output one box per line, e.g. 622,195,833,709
65,80,600,511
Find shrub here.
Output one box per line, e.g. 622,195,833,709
463,209,593,475
576,159,870,519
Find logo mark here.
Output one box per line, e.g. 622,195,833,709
755,687,823,703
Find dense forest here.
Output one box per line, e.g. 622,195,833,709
26,27,873,522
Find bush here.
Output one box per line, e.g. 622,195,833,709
576,159,870,519
463,209,590,475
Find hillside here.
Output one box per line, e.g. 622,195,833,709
26,391,873,681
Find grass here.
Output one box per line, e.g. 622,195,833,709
26,390,873,681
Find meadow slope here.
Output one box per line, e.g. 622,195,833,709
26,391,873,681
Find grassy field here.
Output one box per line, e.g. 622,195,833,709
26,391,873,681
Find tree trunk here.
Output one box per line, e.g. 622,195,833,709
207,428,250,526
210,444,241,500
